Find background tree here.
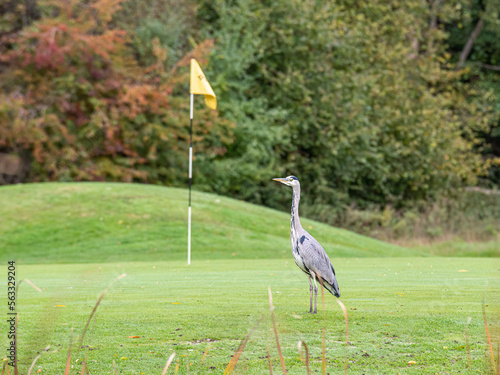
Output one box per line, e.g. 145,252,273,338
198,0,497,221
446,0,500,187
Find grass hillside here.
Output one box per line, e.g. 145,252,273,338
0,182,421,263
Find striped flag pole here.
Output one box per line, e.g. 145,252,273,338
188,93,194,265
188,59,217,265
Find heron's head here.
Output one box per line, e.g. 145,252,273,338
273,175,299,187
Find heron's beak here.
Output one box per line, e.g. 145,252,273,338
273,177,288,185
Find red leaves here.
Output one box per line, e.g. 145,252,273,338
20,24,69,71
0,0,232,186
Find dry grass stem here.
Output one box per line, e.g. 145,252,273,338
80,352,88,375
27,345,50,375
2,362,9,375
497,342,499,375
336,299,349,375
201,344,211,363
64,328,73,375
266,346,274,375
24,279,42,292
482,294,497,372
268,287,287,375
298,341,310,375
336,299,349,345
161,353,176,375
14,313,18,375
465,316,472,368
77,273,127,351
112,360,118,375
224,314,266,375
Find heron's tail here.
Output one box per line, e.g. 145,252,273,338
323,276,340,298
322,264,340,297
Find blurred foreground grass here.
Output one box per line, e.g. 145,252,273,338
6,258,500,374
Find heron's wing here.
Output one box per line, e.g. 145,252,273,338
298,234,335,278
297,230,340,296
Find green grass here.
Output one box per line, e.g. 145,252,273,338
1,182,499,374
411,238,500,257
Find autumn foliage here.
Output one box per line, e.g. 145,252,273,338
0,0,232,184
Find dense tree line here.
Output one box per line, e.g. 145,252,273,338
0,0,499,226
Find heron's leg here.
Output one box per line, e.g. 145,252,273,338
308,276,313,313
310,272,318,314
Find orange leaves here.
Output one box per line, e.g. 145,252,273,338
84,30,128,62
119,85,169,120
119,85,151,119
91,0,128,23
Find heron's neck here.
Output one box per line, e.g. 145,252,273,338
291,185,302,231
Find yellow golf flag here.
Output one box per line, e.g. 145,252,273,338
190,59,217,110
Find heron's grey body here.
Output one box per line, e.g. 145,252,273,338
274,175,340,313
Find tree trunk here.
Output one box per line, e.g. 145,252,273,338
476,63,500,72
408,30,419,59
456,17,484,69
429,0,441,30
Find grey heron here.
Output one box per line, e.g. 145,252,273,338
273,175,340,314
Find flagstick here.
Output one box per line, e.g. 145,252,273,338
188,93,194,265
188,58,216,266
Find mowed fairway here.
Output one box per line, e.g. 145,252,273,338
1,183,499,374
